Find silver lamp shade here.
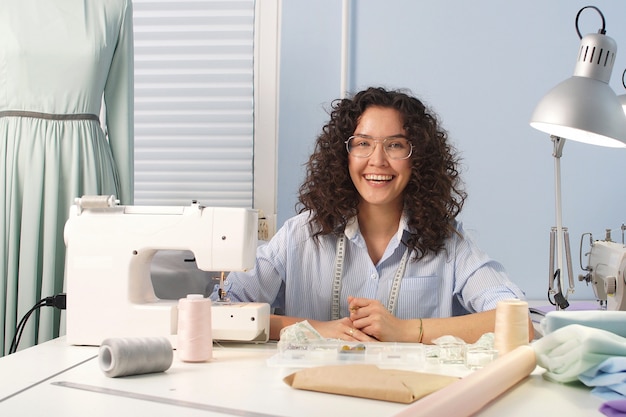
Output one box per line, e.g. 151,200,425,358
530,32,626,148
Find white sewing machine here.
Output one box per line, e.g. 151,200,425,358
64,196,270,346
579,230,626,311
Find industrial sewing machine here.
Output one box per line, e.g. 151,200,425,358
64,196,270,346
579,227,626,311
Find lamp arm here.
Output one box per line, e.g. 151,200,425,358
552,136,565,296
550,136,575,309
551,135,565,157
563,228,576,295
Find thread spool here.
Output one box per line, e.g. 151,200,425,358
75,195,118,208
493,299,530,355
99,337,173,378
177,294,213,362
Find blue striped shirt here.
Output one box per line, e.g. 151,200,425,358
210,211,525,320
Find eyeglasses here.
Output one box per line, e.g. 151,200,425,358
345,135,413,160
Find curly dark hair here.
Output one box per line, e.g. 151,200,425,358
297,86,467,260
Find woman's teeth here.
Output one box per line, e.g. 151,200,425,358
365,174,392,181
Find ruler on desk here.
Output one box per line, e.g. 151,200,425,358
52,381,285,417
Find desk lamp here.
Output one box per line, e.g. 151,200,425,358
619,70,626,113
530,6,626,309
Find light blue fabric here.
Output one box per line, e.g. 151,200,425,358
542,311,626,338
210,211,525,320
593,387,626,401
533,324,626,383
580,357,626,400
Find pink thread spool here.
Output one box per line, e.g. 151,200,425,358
177,294,213,362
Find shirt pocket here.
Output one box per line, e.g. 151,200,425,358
396,275,441,319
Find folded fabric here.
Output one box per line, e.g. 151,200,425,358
541,311,626,338
600,399,626,417
532,324,626,383
592,387,626,401
580,357,626,400
283,364,458,403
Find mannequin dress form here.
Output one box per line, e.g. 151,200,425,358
0,0,134,354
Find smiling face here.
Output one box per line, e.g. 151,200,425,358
348,106,412,213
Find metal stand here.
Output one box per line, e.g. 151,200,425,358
549,136,575,309
549,226,575,309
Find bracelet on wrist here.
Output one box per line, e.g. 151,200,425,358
418,317,424,343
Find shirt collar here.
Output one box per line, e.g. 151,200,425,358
344,213,409,242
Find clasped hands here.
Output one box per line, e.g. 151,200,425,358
314,296,405,342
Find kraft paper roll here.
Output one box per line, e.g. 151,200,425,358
392,345,537,417
494,299,530,355
177,294,213,362
99,337,173,378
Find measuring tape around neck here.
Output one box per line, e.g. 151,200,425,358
331,234,409,320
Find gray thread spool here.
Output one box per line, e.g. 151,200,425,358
99,337,173,378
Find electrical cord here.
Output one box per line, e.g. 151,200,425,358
8,293,66,355
547,270,569,310
575,5,606,39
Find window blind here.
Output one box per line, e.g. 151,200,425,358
132,0,255,208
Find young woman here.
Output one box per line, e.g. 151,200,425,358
211,87,531,344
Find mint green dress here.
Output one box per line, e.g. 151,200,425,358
0,0,134,355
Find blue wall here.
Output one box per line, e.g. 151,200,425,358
277,0,626,301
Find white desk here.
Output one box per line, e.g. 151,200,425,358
0,337,605,416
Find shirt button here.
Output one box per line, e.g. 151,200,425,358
371,274,378,280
